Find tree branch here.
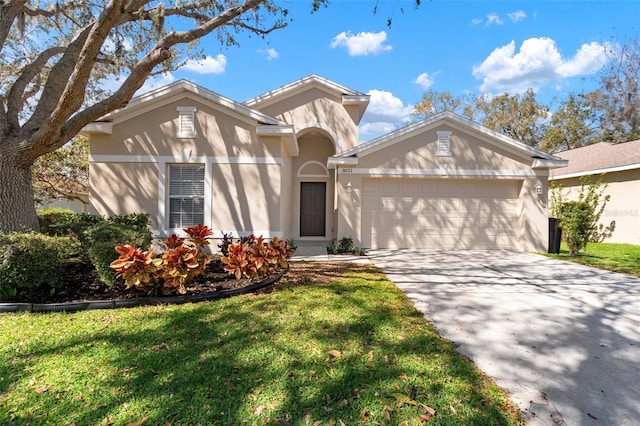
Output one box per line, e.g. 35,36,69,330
6,46,66,130
60,0,267,144
0,0,26,56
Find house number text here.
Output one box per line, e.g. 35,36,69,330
341,168,353,173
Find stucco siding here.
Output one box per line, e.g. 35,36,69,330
90,162,159,228
358,125,533,172
553,170,640,245
255,88,360,152
211,163,282,236
91,97,280,159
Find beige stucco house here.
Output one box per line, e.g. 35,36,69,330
84,75,566,252
550,140,640,245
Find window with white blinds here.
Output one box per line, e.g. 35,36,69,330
176,106,197,138
168,164,205,228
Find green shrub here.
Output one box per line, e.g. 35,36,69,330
108,212,150,230
37,208,76,235
551,175,616,255
84,222,152,286
561,201,593,255
0,233,74,299
327,236,363,255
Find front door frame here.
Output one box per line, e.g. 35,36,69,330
299,181,327,237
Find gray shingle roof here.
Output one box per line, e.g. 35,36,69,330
552,140,640,177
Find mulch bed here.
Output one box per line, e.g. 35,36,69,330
6,259,352,305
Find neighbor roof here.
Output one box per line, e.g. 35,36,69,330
551,140,640,179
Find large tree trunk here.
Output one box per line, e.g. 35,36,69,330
0,147,39,233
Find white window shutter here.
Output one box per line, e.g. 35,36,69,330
176,107,197,138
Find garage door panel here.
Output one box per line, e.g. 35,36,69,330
419,182,440,194
438,182,459,194
362,178,521,250
438,199,460,212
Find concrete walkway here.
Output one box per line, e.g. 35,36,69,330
367,249,640,426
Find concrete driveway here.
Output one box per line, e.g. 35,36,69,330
368,250,640,426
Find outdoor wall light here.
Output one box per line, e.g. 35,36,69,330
346,181,352,192
535,184,543,195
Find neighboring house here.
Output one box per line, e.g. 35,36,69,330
550,140,640,245
84,75,566,252
38,195,89,214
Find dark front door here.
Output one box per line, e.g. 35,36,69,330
300,182,326,237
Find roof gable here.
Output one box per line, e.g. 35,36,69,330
243,74,370,122
332,111,565,169
88,79,285,128
552,139,640,178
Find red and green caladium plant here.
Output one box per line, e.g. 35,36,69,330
110,225,213,295
221,236,294,280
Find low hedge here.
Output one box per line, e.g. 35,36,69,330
0,233,76,300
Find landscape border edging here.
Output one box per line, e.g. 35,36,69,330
0,270,285,314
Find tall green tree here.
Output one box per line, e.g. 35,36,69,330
32,136,89,208
590,37,640,142
541,94,599,152
412,90,479,121
476,90,549,148
0,0,294,233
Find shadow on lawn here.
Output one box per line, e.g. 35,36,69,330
1,264,519,425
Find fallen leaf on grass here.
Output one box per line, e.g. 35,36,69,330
420,404,436,415
328,350,342,359
126,416,148,426
254,405,266,415
391,393,417,407
35,386,49,394
152,343,170,352
360,408,369,423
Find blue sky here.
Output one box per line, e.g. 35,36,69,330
141,1,639,140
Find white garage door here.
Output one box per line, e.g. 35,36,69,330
361,178,521,250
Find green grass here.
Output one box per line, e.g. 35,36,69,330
0,264,522,425
544,242,640,277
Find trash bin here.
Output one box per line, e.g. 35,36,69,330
548,217,562,254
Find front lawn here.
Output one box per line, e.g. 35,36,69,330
544,242,640,277
0,263,522,425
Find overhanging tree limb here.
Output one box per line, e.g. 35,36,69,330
61,0,267,143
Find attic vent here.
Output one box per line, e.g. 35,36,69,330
436,131,452,156
177,106,197,138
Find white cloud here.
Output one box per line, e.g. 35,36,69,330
472,37,611,93
557,42,611,76
508,10,527,23
471,17,483,26
183,54,227,74
414,72,440,90
359,89,413,140
486,13,504,26
258,47,279,60
100,72,176,98
137,73,176,95
330,31,392,56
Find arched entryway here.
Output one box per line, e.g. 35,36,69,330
292,130,336,241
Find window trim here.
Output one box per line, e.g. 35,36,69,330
167,163,205,229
